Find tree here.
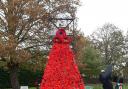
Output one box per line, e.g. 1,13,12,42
122,31,128,77
0,0,79,89
90,23,125,74
82,42,101,77
124,31,128,62
74,33,87,65
20,50,48,72
74,34,101,78
109,30,125,67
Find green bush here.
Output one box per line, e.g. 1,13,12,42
0,68,11,88
0,68,42,88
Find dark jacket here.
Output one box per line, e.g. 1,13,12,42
99,65,113,89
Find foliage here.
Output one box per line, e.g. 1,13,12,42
0,68,42,88
82,43,101,76
90,23,125,74
0,0,79,89
0,68,10,88
19,69,42,87
20,50,48,72
88,23,128,78
0,0,79,67
74,35,101,77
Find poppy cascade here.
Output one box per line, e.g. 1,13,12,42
40,28,85,89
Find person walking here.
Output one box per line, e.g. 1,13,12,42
99,65,113,89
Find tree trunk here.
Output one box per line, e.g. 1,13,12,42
8,62,20,89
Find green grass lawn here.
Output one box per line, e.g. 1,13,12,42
86,84,128,89
15,84,128,89
29,87,36,89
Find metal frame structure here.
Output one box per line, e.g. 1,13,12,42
49,17,75,30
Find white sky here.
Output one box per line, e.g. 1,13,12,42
76,0,128,36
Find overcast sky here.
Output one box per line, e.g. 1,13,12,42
76,0,128,36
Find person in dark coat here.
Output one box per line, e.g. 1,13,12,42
99,65,113,89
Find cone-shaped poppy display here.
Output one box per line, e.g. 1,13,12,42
40,28,85,89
